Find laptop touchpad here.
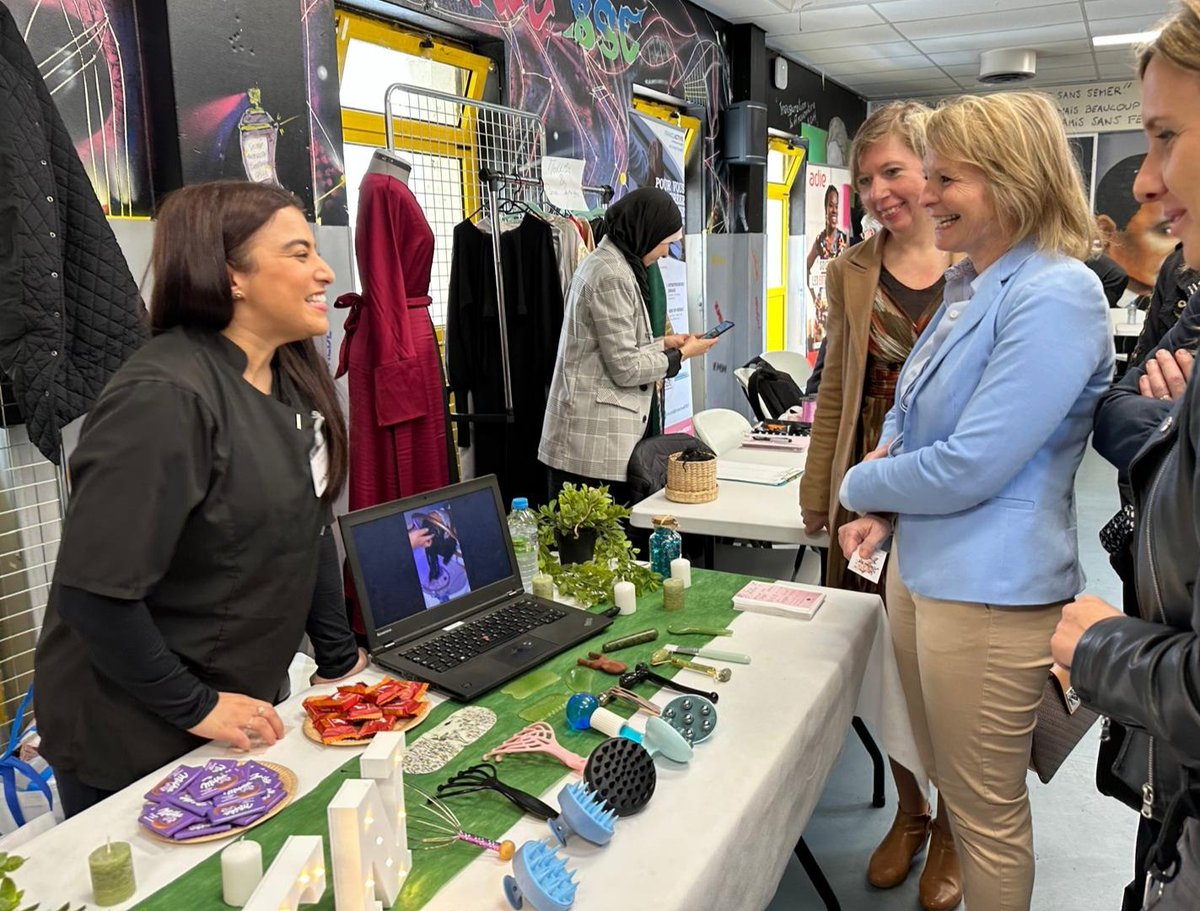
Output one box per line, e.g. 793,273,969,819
493,635,556,666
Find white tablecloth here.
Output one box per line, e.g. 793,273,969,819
17,586,920,911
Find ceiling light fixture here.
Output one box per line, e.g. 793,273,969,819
1093,29,1161,47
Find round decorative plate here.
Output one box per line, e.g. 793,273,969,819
302,699,432,747
142,761,297,845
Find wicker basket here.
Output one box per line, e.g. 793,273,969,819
665,451,718,503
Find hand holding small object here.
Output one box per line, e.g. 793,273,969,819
838,514,892,560
188,692,283,751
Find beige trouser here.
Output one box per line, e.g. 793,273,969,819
887,547,1062,911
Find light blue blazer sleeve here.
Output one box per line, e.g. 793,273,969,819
841,256,1113,515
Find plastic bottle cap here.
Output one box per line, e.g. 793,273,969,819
512,497,529,510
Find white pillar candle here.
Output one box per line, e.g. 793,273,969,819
613,580,637,615
670,557,692,588
221,838,264,907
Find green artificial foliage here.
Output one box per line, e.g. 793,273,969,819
0,852,76,911
536,483,661,606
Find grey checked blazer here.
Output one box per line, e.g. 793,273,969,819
539,239,669,481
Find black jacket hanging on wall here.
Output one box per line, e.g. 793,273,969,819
0,6,147,463
446,214,564,505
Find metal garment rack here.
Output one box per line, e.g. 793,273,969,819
382,82,610,421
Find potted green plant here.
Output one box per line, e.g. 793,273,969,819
536,484,661,606
538,483,626,565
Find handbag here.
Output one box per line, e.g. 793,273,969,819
1029,664,1100,784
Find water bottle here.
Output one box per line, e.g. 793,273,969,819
508,497,539,592
649,515,682,579
1126,297,1138,324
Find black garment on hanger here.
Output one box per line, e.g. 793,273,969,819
446,214,564,506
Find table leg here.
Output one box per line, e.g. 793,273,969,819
852,717,887,808
792,837,842,911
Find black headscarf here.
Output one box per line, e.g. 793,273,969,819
604,188,683,309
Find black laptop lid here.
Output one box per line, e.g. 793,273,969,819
339,475,522,649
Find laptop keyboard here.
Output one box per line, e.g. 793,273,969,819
398,599,568,674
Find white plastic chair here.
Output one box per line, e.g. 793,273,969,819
691,408,751,456
761,349,813,390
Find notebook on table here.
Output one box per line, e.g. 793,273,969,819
733,580,825,619
339,475,611,700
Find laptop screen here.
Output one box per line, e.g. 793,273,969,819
342,479,518,638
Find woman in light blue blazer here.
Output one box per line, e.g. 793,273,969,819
837,92,1113,911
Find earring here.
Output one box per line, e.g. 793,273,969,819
232,290,244,300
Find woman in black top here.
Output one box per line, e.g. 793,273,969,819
34,182,366,816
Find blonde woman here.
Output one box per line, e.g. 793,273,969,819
800,102,961,910
838,92,1113,911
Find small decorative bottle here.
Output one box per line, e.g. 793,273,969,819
649,515,682,579
238,87,280,185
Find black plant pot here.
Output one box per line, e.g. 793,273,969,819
556,528,598,565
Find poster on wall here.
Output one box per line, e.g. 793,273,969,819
803,165,851,355
1068,134,1098,210
628,110,693,432
1094,130,1174,298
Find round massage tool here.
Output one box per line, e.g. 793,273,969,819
547,781,617,847
503,840,578,911
583,737,657,817
660,694,718,745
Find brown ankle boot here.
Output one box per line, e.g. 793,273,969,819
918,821,963,910
867,805,931,888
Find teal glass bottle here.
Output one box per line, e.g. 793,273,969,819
649,516,682,579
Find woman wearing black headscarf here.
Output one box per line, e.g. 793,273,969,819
539,188,718,503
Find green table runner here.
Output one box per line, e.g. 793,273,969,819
133,568,752,911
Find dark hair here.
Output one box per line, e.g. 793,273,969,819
1095,154,1145,231
824,185,839,206
149,181,348,503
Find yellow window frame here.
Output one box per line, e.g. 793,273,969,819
766,138,806,351
334,10,492,217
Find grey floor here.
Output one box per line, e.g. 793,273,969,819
766,447,1138,910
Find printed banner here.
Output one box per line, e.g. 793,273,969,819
803,164,851,356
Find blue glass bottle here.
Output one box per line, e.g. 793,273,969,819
649,516,682,579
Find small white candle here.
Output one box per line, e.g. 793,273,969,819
613,580,637,615
671,557,692,588
222,838,264,907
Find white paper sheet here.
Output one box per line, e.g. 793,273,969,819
541,156,588,212
716,458,803,485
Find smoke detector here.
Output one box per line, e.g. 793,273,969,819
978,48,1037,84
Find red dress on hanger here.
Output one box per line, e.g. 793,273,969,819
336,172,450,513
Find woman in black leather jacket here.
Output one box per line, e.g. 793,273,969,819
1052,5,1200,908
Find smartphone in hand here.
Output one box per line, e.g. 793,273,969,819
701,320,735,340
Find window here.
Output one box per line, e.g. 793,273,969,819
336,10,491,329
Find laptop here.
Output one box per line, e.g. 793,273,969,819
339,475,612,700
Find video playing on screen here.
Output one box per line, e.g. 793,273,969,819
405,502,472,608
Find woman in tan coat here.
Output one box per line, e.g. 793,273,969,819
799,102,961,910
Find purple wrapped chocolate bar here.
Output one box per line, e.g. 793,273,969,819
174,820,233,841
237,761,275,780
140,803,203,838
210,788,285,826
188,767,243,802
167,789,213,817
213,775,274,808
145,765,200,802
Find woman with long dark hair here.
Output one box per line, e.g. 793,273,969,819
34,181,365,816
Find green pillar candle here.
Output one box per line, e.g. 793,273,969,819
531,573,554,600
89,840,136,906
663,577,685,612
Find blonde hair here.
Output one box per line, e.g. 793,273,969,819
850,101,931,191
1139,0,1200,77
924,92,1095,260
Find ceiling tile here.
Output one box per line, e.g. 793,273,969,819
1088,14,1171,37
895,4,1081,41
873,0,1050,22
1085,0,1166,22
818,55,936,76
823,61,945,79
852,75,962,93
693,0,790,21
790,4,884,31
774,40,920,64
912,23,1088,55
770,23,905,51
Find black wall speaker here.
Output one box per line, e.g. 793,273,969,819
724,101,768,166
